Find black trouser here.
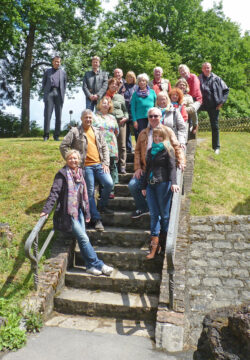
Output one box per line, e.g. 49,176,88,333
44,88,63,138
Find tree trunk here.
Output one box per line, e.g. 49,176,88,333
21,23,36,135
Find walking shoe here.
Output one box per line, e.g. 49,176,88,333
94,219,104,231
101,264,113,276
214,149,220,155
131,209,149,219
99,207,114,215
86,267,102,276
119,168,126,174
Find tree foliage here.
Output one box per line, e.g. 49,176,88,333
102,35,180,82
98,0,250,118
0,0,102,134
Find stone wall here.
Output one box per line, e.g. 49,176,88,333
186,215,250,346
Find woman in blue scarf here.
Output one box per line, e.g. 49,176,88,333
141,127,179,259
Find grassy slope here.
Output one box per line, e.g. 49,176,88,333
0,138,64,303
189,132,250,215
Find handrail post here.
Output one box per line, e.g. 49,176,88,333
33,233,39,290
25,215,55,291
165,125,188,310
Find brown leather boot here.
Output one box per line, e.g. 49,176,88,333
146,236,159,260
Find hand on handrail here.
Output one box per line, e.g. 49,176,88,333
178,163,186,172
40,212,48,218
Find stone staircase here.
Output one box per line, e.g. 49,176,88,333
52,153,164,336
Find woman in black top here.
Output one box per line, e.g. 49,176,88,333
142,127,179,259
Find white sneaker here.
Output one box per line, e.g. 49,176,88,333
86,267,102,276
101,264,113,276
214,149,220,155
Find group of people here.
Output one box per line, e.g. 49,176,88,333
40,55,229,275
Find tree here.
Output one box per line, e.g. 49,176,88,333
100,0,203,53
102,35,180,83
1,0,102,135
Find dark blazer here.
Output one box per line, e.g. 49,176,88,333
199,72,229,109
42,67,67,103
142,148,177,189
42,167,90,232
82,69,108,99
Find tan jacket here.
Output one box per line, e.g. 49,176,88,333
134,125,185,171
60,125,110,167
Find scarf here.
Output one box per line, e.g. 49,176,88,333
153,78,161,86
136,85,150,98
151,142,165,157
106,89,116,99
67,166,85,219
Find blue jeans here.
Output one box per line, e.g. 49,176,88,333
146,182,173,236
207,108,220,150
137,118,148,135
71,209,104,270
85,164,113,221
128,174,149,212
86,97,97,111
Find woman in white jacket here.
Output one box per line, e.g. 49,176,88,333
156,91,187,149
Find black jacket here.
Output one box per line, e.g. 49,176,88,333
42,167,90,232
199,72,229,109
142,148,177,189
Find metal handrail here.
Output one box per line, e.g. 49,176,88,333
166,126,189,309
24,215,55,290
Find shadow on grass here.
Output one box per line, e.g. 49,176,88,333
232,196,250,215
0,228,53,299
25,199,46,215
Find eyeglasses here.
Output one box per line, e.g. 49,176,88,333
149,114,160,118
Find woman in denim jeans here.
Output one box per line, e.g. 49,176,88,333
141,128,179,259
40,149,113,276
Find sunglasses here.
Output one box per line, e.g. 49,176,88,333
149,114,160,118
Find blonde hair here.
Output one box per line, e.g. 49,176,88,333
156,91,171,110
125,71,136,84
92,56,100,62
152,126,174,156
97,96,114,113
65,149,81,162
175,78,190,94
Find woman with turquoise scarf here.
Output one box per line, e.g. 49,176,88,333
141,127,180,259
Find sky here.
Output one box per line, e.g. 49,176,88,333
4,0,249,130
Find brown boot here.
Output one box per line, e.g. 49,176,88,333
146,236,159,260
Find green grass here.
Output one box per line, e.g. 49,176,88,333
0,138,64,350
189,132,250,215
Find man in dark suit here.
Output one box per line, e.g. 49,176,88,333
82,56,108,111
42,56,67,141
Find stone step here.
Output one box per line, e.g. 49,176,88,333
65,267,161,294
118,173,133,184
114,184,131,197
108,197,135,211
87,227,150,247
45,313,155,338
75,246,163,273
126,163,134,173
54,287,158,321
102,211,150,229
126,153,134,163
